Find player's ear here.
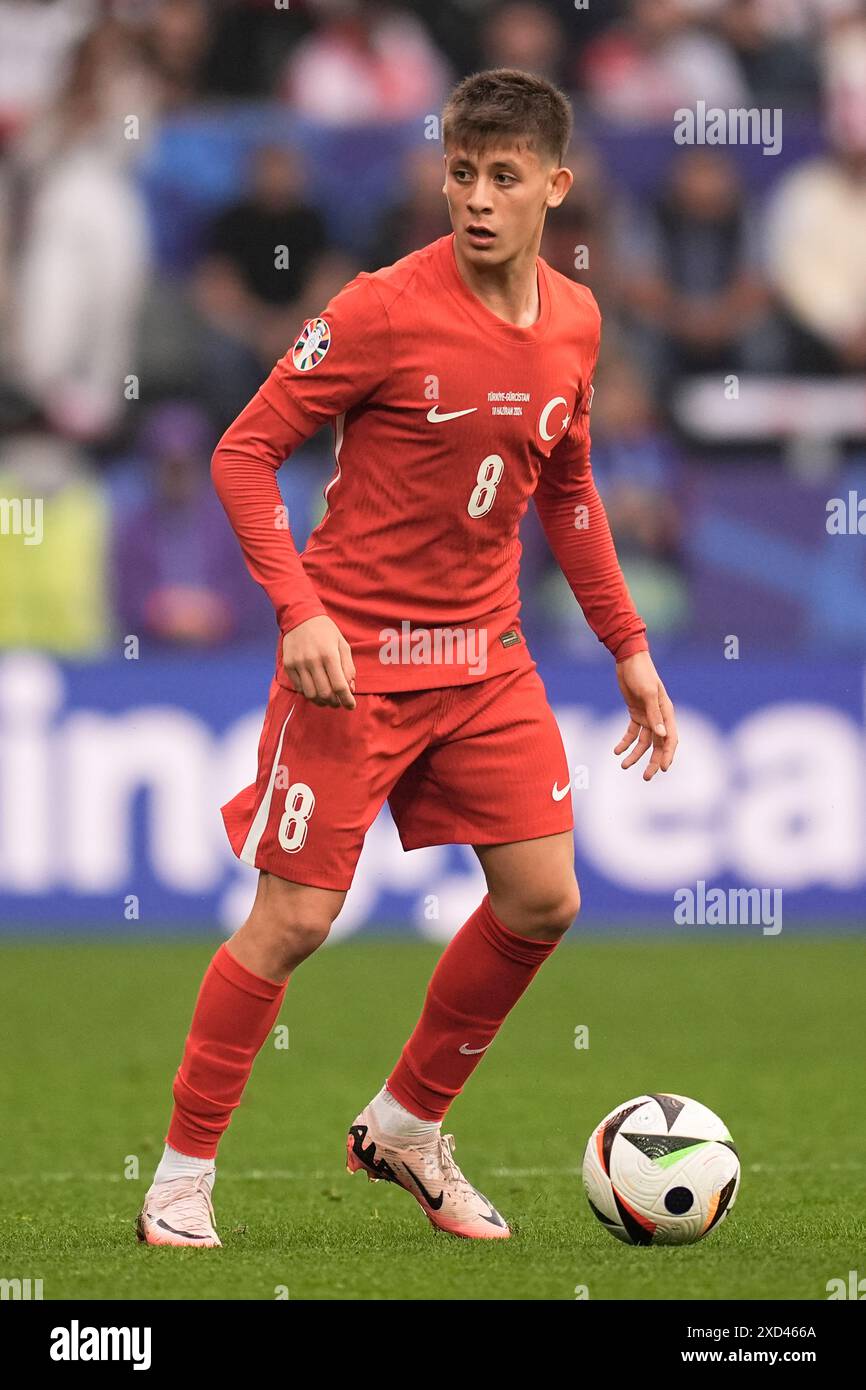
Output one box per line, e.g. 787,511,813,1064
547,165,573,209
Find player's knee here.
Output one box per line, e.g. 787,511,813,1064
531,881,581,937
254,896,334,969
504,881,581,939
274,910,332,965
249,874,343,969
543,883,581,937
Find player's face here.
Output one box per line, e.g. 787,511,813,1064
442,142,571,261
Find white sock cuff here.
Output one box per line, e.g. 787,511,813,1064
152,1143,216,1188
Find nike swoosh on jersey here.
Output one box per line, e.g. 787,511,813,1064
426,405,478,422
458,1042,490,1055
551,780,572,801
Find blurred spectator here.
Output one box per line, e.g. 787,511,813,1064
0,160,12,368
255,245,365,405
198,145,327,313
715,0,819,108
111,402,271,647
9,18,153,442
532,354,689,646
763,12,866,372
540,143,630,316
590,357,685,570
401,0,487,75
618,149,776,383
190,148,354,427
367,146,451,266
200,0,313,98
685,0,865,35
283,0,452,123
0,430,109,652
402,0,618,77
0,0,96,141
139,0,211,112
478,2,568,85
579,0,748,124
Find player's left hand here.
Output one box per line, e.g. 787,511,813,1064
613,651,678,782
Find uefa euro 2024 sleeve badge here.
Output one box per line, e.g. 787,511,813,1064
292,317,332,372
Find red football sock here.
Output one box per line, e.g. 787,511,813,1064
166,943,288,1158
386,894,561,1121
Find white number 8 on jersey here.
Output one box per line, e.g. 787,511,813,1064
467,453,504,518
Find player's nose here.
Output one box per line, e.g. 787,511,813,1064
467,182,494,211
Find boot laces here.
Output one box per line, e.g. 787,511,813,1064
155,1173,215,1232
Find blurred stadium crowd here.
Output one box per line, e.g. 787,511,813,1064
0,0,865,656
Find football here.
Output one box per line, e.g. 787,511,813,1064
582,1093,740,1246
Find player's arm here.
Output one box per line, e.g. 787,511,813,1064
211,276,391,709
532,363,678,781
211,392,355,708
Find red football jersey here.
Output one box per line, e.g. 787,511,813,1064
213,232,647,692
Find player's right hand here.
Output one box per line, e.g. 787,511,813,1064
282,615,356,709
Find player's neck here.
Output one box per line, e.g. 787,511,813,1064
452,238,542,329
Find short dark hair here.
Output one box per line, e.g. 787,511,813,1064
442,68,572,168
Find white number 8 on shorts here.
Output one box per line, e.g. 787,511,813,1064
278,782,316,853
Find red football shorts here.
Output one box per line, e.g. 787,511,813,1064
221,662,575,891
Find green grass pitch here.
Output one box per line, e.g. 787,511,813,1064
0,934,863,1301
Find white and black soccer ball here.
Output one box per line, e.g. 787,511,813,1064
582,1093,740,1246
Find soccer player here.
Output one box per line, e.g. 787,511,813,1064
137,68,678,1248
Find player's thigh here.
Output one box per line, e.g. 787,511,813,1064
475,830,581,939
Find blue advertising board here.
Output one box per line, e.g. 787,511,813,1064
0,647,862,936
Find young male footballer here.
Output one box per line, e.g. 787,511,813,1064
137,68,678,1248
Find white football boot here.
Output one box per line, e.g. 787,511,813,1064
136,1172,222,1248
346,1104,510,1239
